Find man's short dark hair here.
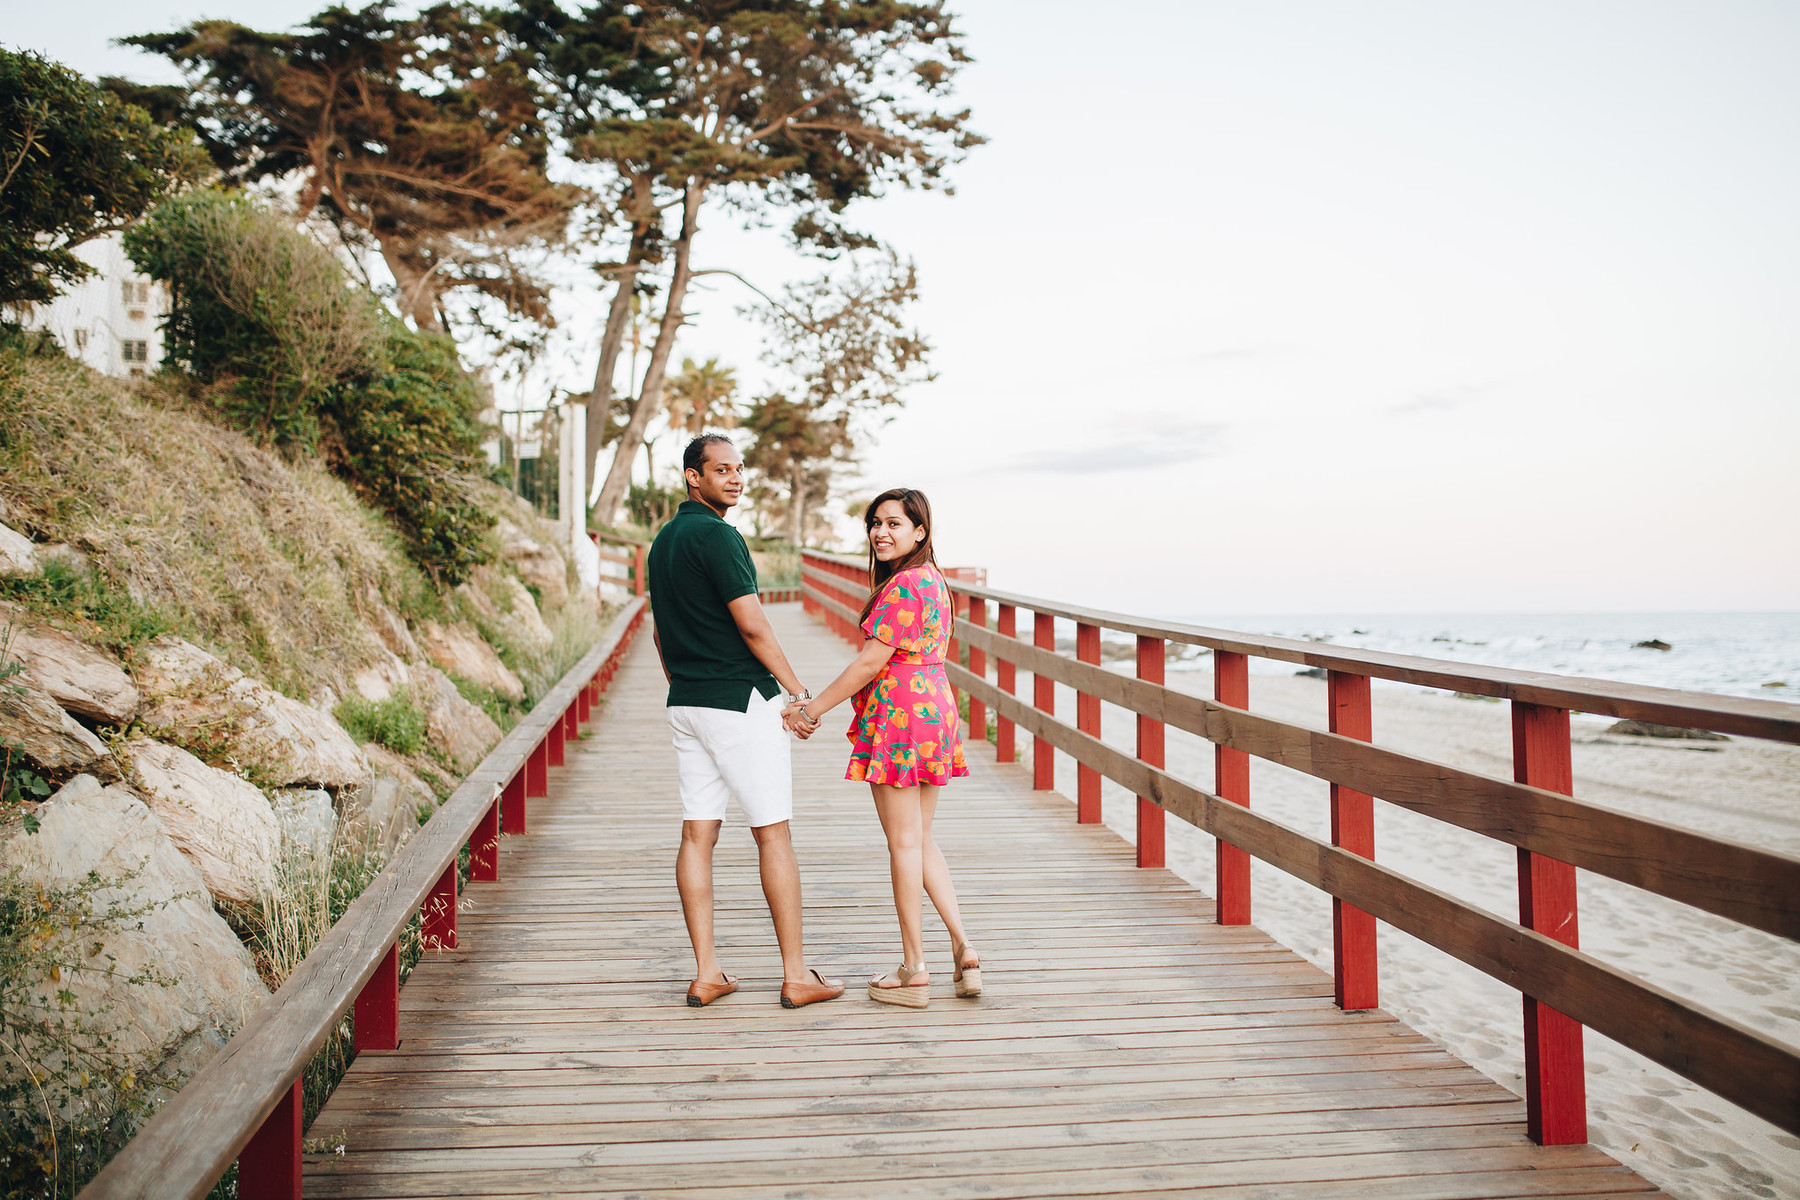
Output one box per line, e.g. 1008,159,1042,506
683,434,734,477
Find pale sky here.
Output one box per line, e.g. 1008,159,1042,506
13,1,1799,613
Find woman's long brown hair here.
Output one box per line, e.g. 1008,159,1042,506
858,488,938,625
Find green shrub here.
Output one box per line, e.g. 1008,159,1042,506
123,190,495,585
324,318,495,587
122,191,384,449
332,693,426,756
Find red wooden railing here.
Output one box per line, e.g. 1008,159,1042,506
82,599,650,1199
800,549,1800,1147
591,529,648,597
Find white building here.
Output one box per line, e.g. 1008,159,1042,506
22,233,167,379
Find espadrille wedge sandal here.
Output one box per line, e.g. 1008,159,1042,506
868,962,930,1008
952,942,982,997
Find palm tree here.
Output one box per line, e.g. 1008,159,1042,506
663,358,739,438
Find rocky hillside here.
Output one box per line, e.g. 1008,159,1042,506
0,346,596,1187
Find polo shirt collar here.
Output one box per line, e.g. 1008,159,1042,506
677,499,726,520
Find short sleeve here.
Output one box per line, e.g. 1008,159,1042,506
861,568,929,652
704,526,759,601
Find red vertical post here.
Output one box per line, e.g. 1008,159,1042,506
527,738,549,797
633,543,648,597
423,861,457,950
353,940,399,1052
578,681,592,723
238,1078,302,1200
1214,650,1251,923
502,770,528,833
996,604,1017,763
547,712,566,767
1135,636,1166,868
966,597,987,749
470,800,500,882
1075,623,1101,823
1328,671,1379,1010
1032,611,1056,790
564,700,579,741
1513,701,1587,1145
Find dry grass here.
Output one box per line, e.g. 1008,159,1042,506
0,350,437,699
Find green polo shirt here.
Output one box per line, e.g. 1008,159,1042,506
647,500,780,711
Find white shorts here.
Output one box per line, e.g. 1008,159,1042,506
668,691,794,827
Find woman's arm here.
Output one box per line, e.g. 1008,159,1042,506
789,636,893,733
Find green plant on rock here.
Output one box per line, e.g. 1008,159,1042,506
0,562,171,654
332,693,426,757
0,863,180,1199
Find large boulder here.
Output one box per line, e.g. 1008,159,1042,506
0,669,119,779
132,637,369,788
0,520,38,575
126,738,280,905
350,650,413,704
340,745,437,853
496,518,569,610
415,665,501,771
0,775,268,1090
420,620,524,703
10,623,140,723
273,787,337,866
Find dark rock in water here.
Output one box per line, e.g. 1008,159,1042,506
1607,719,1728,741
1295,667,1327,679
1763,680,1789,689
1633,639,1672,652
1454,691,1501,702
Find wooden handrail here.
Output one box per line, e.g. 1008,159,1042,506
796,553,1800,1139
81,597,649,1199
590,530,648,597
798,556,1799,743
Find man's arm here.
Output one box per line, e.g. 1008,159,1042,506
726,593,805,698
652,625,670,684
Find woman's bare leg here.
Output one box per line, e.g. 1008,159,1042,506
870,782,927,985
917,785,972,957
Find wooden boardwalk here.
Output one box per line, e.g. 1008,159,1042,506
306,605,1661,1199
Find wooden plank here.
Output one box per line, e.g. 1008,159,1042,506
289,603,1663,1199
950,663,1800,1135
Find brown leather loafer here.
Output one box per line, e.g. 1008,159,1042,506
686,974,738,1007
780,968,846,1009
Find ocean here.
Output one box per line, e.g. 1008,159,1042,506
1150,611,1799,702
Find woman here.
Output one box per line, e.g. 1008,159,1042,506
787,488,980,1008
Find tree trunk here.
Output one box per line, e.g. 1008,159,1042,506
378,240,443,332
592,182,702,527
583,178,658,495
788,461,806,546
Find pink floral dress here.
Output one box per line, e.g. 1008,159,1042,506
845,565,970,787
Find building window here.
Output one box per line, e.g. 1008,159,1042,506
121,339,149,363
120,280,151,304
121,280,133,303
137,281,151,303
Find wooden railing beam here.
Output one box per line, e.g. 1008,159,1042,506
948,615,1800,939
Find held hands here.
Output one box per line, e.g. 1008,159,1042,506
781,701,821,740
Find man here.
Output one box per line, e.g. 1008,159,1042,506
647,433,842,1008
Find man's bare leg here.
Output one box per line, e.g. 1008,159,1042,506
750,820,810,986
677,819,727,983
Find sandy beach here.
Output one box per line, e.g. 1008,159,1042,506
1014,664,1800,1200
